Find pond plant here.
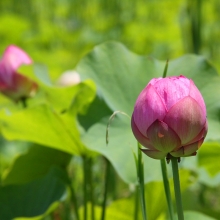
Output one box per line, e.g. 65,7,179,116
0,42,219,220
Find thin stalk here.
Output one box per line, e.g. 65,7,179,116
69,181,80,220
83,156,88,220
133,185,139,220
162,60,169,78
88,158,95,220
160,159,174,220
20,97,27,108
108,163,117,200
171,157,184,220
137,143,147,220
101,158,111,220
0,153,2,186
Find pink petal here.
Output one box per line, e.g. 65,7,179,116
147,120,181,153
185,120,208,145
148,77,162,85
188,79,206,116
0,45,32,86
133,84,167,136
141,149,167,159
164,96,206,145
131,115,155,149
152,75,190,110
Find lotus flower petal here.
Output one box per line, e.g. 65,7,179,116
164,96,206,145
0,45,37,101
170,137,204,157
0,45,32,86
131,115,154,149
147,120,181,153
151,75,190,110
141,149,167,159
183,138,205,155
185,120,208,145
133,84,167,136
189,80,206,116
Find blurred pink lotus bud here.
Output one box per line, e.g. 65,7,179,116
131,75,207,160
57,70,81,87
0,45,37,101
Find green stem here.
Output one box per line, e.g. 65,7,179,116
83,156,88,220
0,153,2,186
20,97,27,108
137,143,147,220
101,158,110,220
69,181,80,220
162,60,169,78
160,159,174,220
88,158,95,220
133,185,139,220
171,157,184,220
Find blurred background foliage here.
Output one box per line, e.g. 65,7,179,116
1,0,220,80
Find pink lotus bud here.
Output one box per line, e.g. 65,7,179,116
0,45,37,101
131,75,207,160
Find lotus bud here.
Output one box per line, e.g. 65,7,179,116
57,70,81,87
131,75,207,160
0,45,37,101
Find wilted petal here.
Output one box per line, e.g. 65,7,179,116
131,115,154,149
170,138,204,157
0,45,32,86
133,84,167,136
170,147,184,157
141,149,167,159
2,73,37,101
147,120,181,153
164,96,206,145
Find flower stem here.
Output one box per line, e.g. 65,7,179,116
160,159,174,220
69,180,80,220
136,143,147,220
162,60,169,78
171,157,184,220
101,158,110,220
0,154,2,186
88,157,95,220
83,156,88,220
20,97,27,108
133,185,139,220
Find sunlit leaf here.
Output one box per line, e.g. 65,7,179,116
20,64,96,113
0,104,83,155
0,79,96,156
